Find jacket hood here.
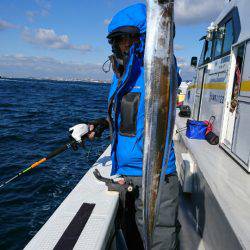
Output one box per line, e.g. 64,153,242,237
107,3,146,38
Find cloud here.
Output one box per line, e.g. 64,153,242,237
22,28,92,53
26,11,39,23
0,19,17,31
0,53,195,82
175,0,225,25
26,0,51,22
35,0,51,16
106,0,224,26
175,57,195,80
179,64,196,81
175,44,185,51
176,57,196,81
104,19,111,26
0,54,112,81
176,57,186,64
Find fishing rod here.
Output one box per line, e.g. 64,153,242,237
0,139,80,189
0,121,108,189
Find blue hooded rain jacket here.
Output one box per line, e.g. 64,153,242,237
107,3,181,176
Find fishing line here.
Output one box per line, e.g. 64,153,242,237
85,136,109,160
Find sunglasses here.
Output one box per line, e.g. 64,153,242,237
108,33,140,45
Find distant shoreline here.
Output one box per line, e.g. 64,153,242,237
0,76,111,84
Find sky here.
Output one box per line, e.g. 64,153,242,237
0,0,227,81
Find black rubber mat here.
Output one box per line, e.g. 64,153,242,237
53,203,95,250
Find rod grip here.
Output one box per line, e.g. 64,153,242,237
46,143,70,160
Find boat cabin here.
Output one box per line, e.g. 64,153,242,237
186,0,250,171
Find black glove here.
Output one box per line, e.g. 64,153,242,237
89,118,109,138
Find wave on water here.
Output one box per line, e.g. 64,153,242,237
0,78,110,250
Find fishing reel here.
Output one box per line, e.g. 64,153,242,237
69,123,89,150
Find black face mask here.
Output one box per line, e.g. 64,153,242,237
110,40,123,61
109,55,124,77
108,33,139,62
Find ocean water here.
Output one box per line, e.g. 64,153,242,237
0,78,110,250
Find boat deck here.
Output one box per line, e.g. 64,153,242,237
24,146,119,250
179,193,205,250
175,115,250,249
25,144,204,249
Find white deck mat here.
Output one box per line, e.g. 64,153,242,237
24,145,119,250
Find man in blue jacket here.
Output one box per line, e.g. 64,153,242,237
71,3,181,250
106,4,181,249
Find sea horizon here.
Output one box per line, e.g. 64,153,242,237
0,75,112,84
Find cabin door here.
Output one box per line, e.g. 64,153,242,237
223,41,250,169
223,45,245,148
193,67,206,120
231,41,250,167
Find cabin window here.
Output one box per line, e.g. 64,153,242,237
214,37,223,58
199,39,213,66
204,40,213,62
197,8,239,66
198,42,206,66
214,19,234,58
223,19,234,54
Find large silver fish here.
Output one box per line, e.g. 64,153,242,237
142,0,177,248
